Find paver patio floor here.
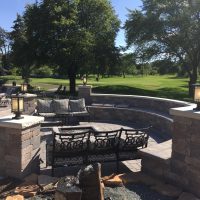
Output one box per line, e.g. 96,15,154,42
40,120,170,176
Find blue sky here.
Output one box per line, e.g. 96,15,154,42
0,0,142,47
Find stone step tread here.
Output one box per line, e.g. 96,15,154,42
139,140,172,161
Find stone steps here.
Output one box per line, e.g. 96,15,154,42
139,140,172,182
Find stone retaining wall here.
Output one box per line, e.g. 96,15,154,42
78,86,193,136
89,106,173,137
90,94,191,115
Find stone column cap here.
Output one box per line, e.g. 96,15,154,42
11,93,37,98
169,105,200,120
0,115,44,129
78,85,92,88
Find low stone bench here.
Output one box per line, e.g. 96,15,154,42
88,105,173,138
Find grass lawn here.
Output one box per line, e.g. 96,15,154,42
0,75,191,101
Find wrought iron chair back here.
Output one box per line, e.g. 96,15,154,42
53,129,90,155
120,126,151,151
90,129,121,152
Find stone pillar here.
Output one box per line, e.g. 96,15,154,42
78,85,92,105
0,115,44,179
170,105,200,197
22,93,37,115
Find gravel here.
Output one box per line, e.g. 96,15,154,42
104,184,176,200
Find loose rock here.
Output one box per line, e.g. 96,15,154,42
6,194,24,200
14,184,40,198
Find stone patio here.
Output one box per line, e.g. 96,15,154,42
0,106,169,175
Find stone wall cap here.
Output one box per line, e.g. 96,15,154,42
91,93,191,105
21,93,37,98
169,105,200,120
78,85,92,88
0,115,44,129
11,93,37,98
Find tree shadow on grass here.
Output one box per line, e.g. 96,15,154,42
93,85,190,101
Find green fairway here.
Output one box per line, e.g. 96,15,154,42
0,75,191,101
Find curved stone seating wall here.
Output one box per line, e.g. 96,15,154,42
91,94,191,116
89,106,173,137
78,87,193,136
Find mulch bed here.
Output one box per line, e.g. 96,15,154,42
0,178,175,200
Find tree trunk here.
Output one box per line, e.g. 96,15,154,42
188,65,198,97
68,69,76,96
22,66,30,81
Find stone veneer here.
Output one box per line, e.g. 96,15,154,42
0,115,44,179
78,85,92,105
88,106,172,137
90,94,191,116
170,105,200,197
78,86,192,136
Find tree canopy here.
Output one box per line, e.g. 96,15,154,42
0,27,11,71
11,0,120,94
125,0,200,95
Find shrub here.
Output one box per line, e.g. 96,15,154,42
32,65,53,78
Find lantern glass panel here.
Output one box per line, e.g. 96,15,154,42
19,98,24,111
194,86,200,102
83,77,87,85
11,97,19,112
21,84,27,92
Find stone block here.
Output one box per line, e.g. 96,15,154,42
171,159,187,176
31,135,41,150
190,143,200,159
151,183,182,198
186,168,200,184
22,139,31,149
5,155,21,164
187,180,200,198
178,192,200,200
163,170,188,188
173,116,192,126
185,157,200,170
21,131,33,142
171,151,185,162
22,145,33,155
172,139,187,155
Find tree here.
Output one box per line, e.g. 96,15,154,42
120,53,137,77
0,27,11,70
125,0,200,96
10,14,32,80
12,0,120,95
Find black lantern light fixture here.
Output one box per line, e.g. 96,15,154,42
83,76,87,85
11,93,24,119
193,84,200,111
21,82,28,94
